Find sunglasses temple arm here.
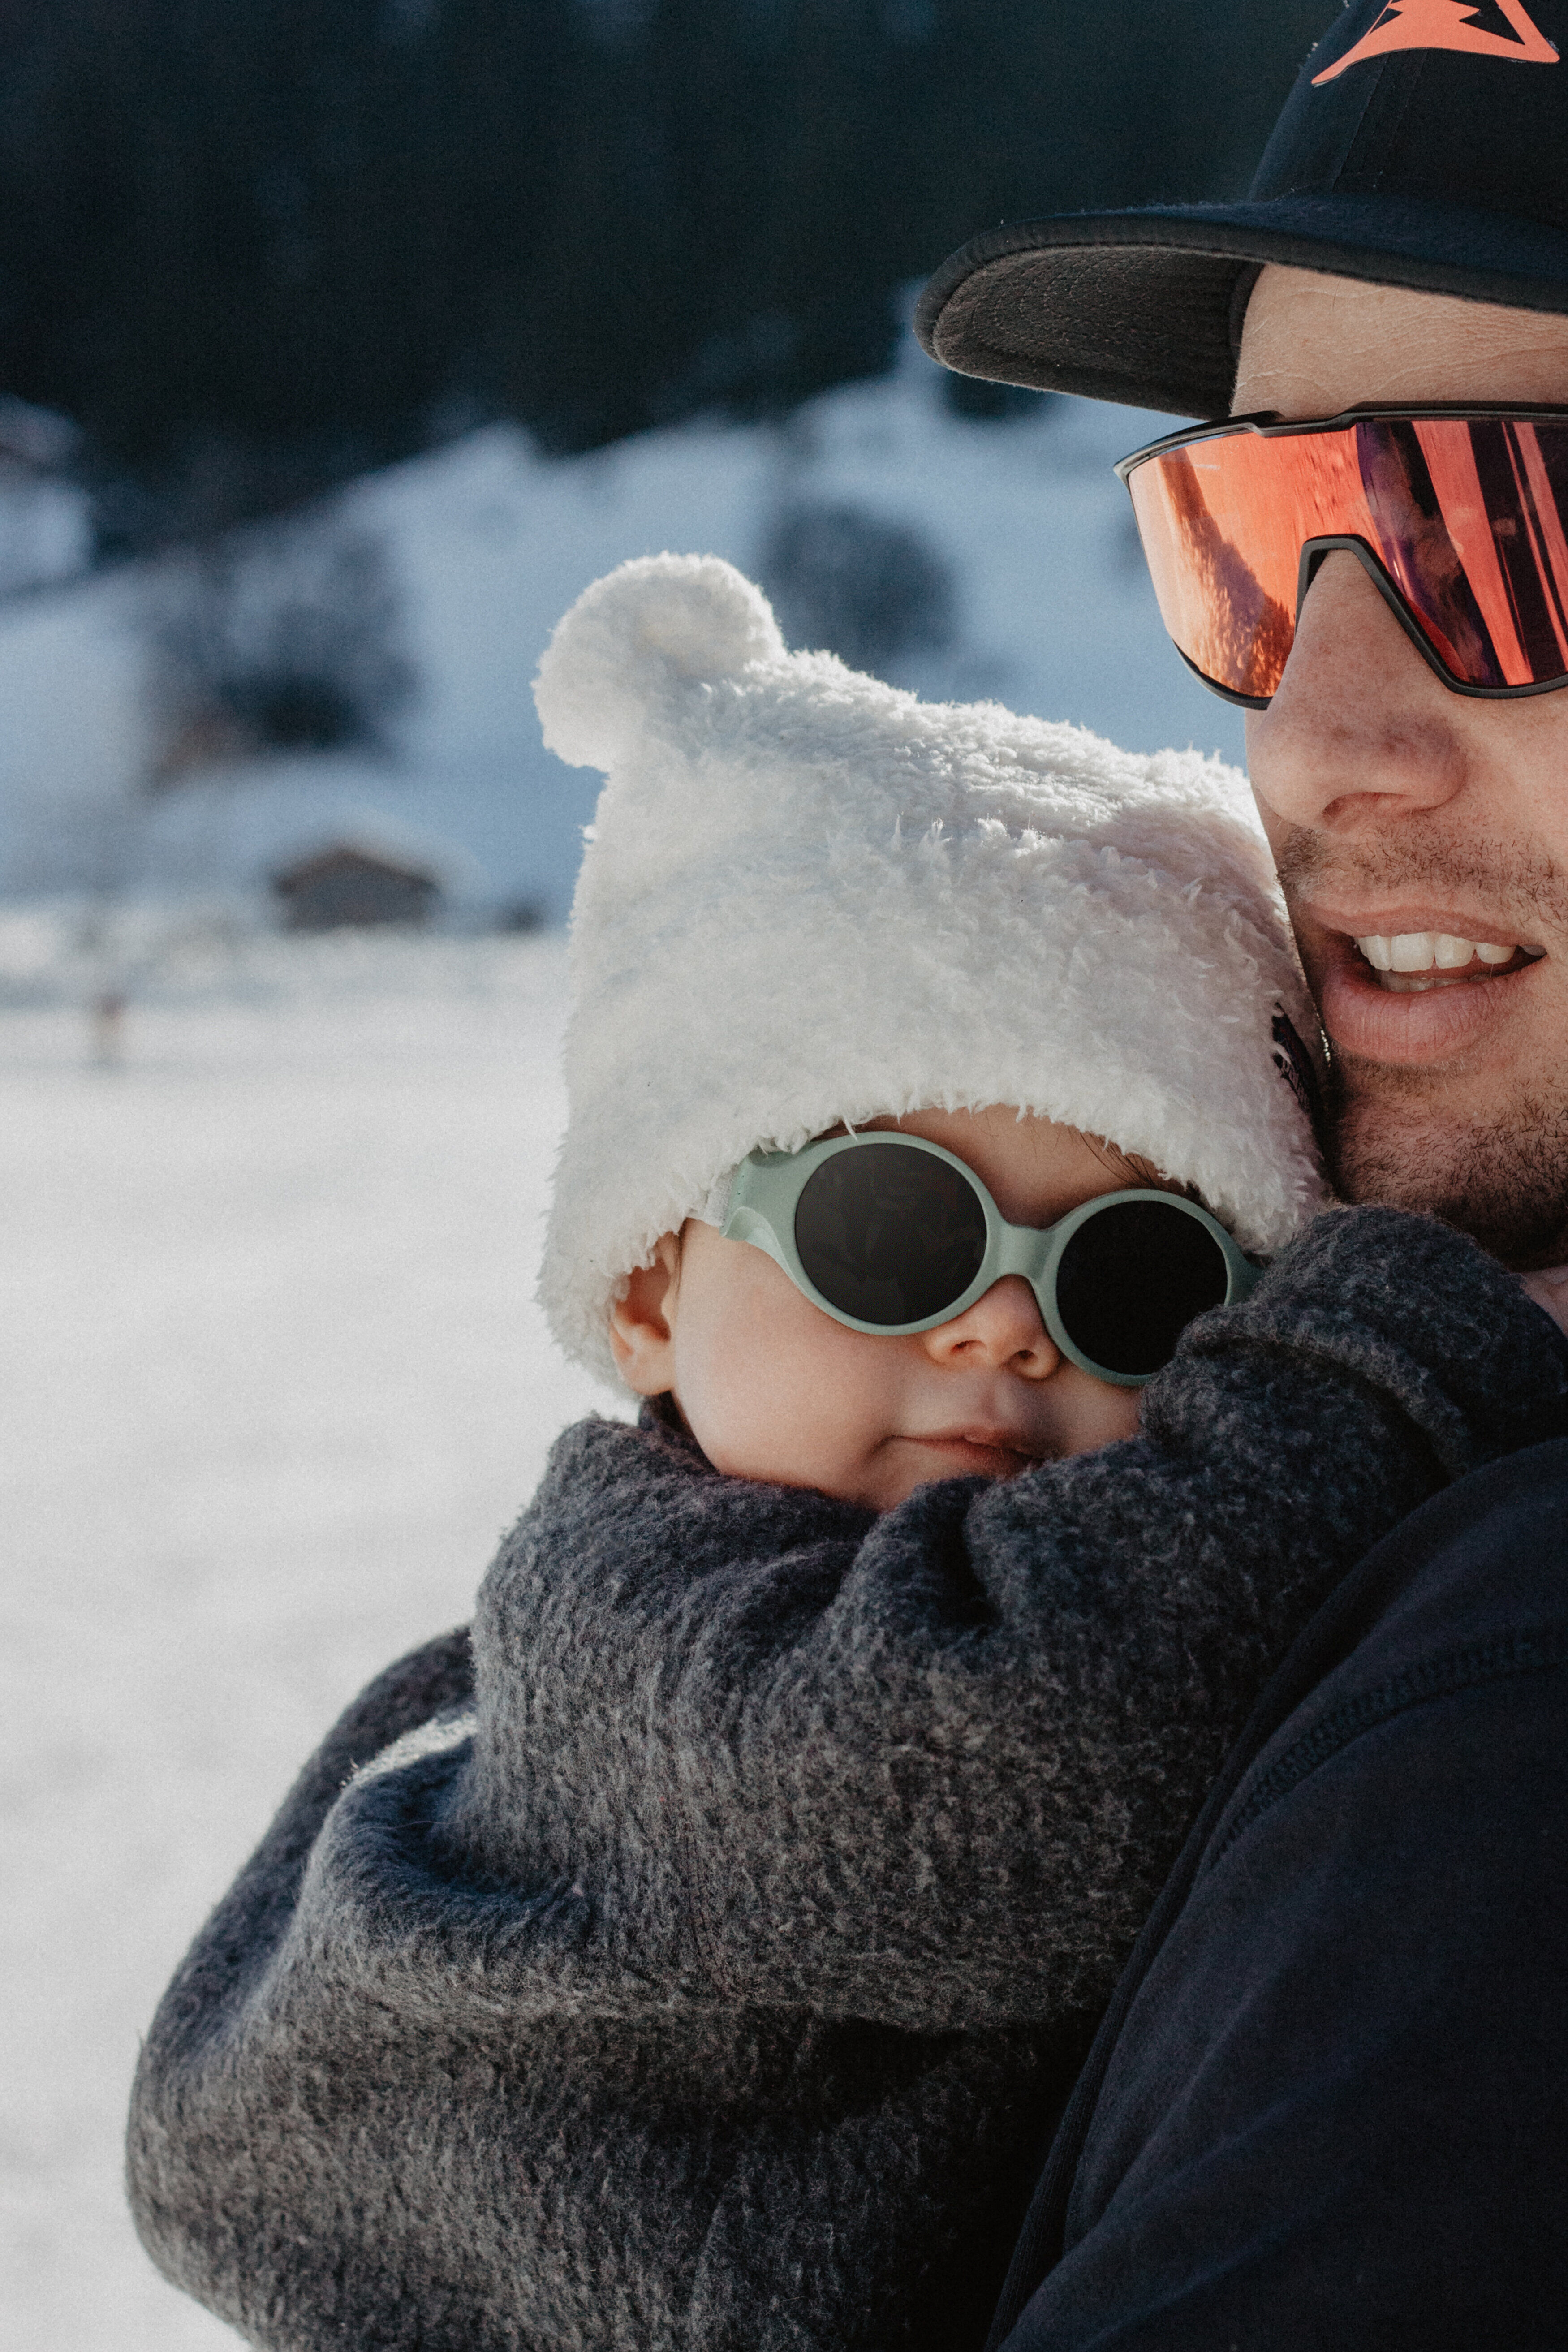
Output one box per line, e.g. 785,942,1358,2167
719,1197,791,1275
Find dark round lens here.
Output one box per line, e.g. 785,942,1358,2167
794,1143,988,1327
1054,1200,1230,1379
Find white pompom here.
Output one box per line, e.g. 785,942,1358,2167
534,553,786,772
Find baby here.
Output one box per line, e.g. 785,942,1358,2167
129,559,1568,2352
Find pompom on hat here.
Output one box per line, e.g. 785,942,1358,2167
534,553,1326,1383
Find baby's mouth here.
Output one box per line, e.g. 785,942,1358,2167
1352,931,1545,993
905,1429,1043,1470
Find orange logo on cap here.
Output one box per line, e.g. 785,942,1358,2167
1314,0,1559,83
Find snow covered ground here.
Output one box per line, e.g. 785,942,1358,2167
2,927,611,2348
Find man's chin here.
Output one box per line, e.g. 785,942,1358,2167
1329,1086,1568,1267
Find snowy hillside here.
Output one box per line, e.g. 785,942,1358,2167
0,331,1245,918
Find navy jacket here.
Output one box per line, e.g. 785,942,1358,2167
990,1439,1568,2352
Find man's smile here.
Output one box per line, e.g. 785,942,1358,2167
1350,933,1543,992
1293,902,1551,1066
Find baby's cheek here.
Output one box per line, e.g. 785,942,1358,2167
1072,1376,1142,1452
674,1253,900,1498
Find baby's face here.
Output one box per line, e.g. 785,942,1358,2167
611,1106,1150,1511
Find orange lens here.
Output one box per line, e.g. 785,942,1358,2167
1124,415,1568,702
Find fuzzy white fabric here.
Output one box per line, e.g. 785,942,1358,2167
534,553,1324,1383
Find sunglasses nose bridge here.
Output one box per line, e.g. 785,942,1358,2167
989,1220,1060,1322
1296,537,1334,619
1292,532,1479,700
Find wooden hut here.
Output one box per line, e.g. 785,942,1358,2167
271,841,441,930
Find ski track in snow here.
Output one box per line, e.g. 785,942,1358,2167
2,933,612,2348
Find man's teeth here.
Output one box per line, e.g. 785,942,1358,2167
1355,931,1521,976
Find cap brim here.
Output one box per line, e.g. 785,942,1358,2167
916,195,1568,421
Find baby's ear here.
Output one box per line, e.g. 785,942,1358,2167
607,1235,684,1394
534,552,786,772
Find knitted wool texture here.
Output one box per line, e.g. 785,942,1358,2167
126,1211,1568,2352
533,554,1324,1381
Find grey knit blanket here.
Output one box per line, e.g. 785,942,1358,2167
128,1210,1568,2352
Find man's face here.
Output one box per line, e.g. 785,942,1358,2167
1236,267,1568,1265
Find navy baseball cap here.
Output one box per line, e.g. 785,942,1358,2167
916,0,1568,419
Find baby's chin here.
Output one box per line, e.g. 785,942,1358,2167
678,1403,1065,1512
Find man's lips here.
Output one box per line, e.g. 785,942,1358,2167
1305,902,1521,930
1306,917,1546,1066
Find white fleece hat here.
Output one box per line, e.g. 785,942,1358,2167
534,553,1325,1383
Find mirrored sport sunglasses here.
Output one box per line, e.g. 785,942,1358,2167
721,1133,1258,1389
1117,406,1568,707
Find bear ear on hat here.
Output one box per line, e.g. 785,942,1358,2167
534,552,787,772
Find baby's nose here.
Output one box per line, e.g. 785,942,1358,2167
920,1276,1061,1376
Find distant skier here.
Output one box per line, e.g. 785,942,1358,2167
90,987,125,1068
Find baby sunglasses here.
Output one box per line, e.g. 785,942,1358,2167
721,1133,1258,1388
1117,406,1568,707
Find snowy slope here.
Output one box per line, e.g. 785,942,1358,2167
2,934,610,2349
0,332,1245,916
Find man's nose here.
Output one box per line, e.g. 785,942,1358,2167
1247,552,1469,834
920,1276,1061,1377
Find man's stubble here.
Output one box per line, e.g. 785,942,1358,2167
1274,821,1568,1266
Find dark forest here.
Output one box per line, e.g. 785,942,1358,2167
0,1,1340,549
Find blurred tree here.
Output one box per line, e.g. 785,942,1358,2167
758,499,955,672
0,0,1340,553
145,512,415,780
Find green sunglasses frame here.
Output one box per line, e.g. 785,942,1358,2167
720,1132,1260,1388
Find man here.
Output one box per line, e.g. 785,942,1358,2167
918,4,1568,2343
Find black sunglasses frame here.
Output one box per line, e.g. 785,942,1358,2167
1116,405,1568,709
